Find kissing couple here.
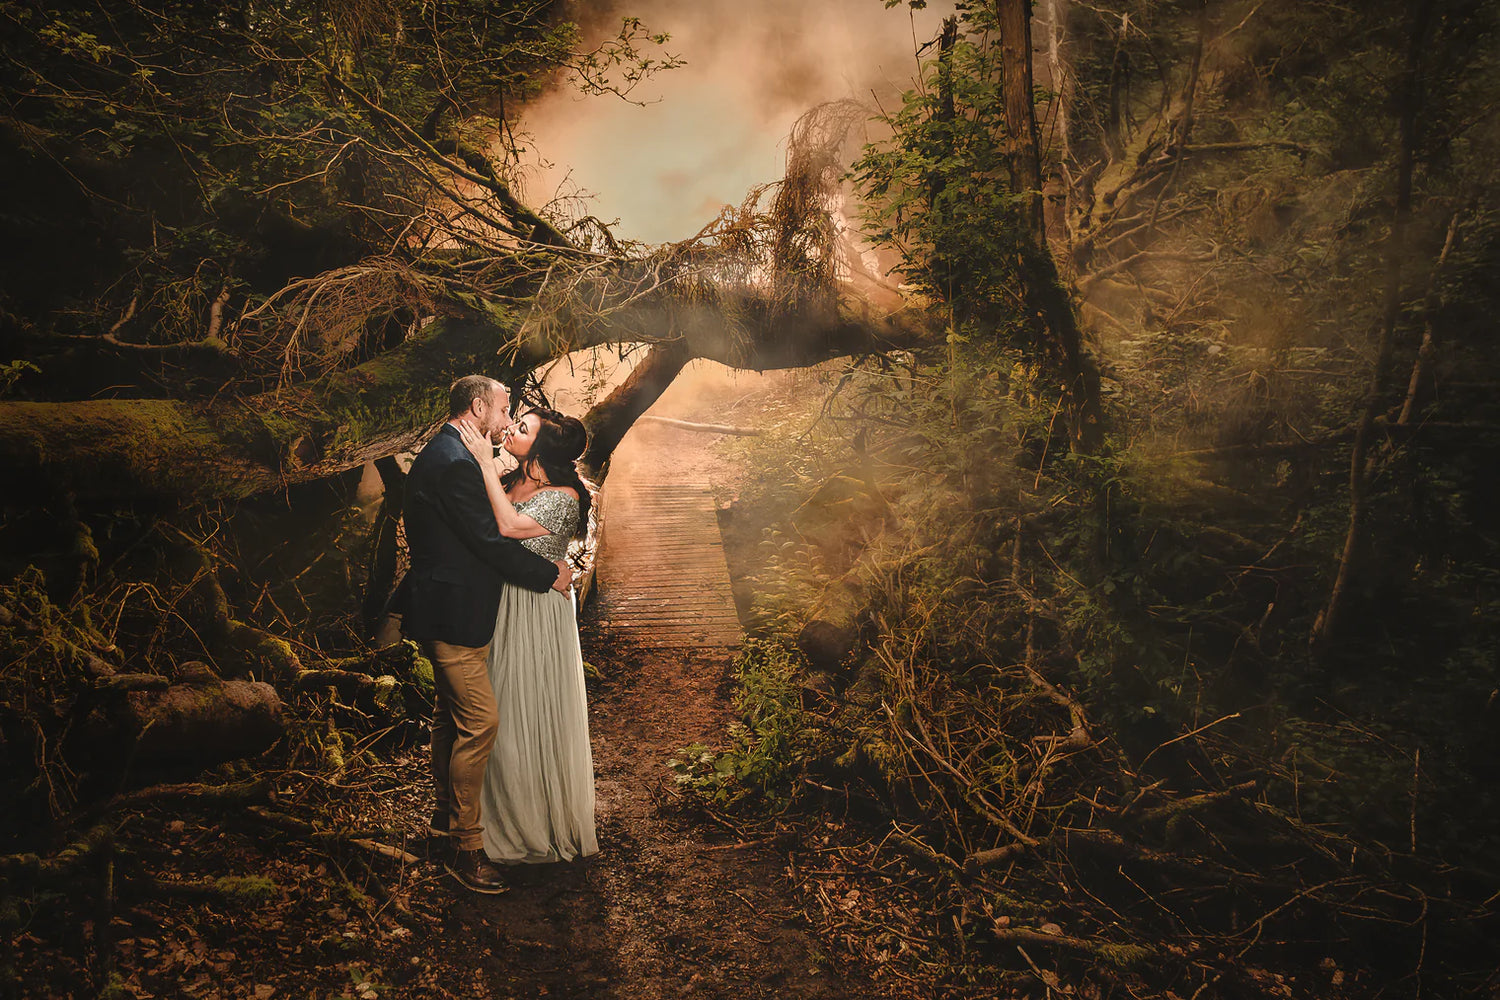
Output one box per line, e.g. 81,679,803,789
391,375,598,893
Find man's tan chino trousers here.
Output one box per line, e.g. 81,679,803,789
425,639,496,852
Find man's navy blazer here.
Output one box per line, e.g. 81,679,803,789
393,424,559,648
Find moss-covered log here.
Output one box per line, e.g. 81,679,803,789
0,317,520,501
2,300,937,502
114,677,284,769
62,778,273,832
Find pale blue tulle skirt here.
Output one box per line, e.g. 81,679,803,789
479,585,598,863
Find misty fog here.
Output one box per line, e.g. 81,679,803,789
517,0,955,244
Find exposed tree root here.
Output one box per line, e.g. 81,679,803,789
0,821,115,881
69,778,274,828
986,925,1155,967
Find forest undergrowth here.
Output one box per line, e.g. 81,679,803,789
680,340,1500,999
6,0,1500,997
665,3,1500,994
0,476,460,999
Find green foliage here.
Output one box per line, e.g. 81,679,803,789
730,0,1500,838
670,639,814,807
849,12,1034,325
407,645,435,700
0,360,38,395
570,16,684,101
722,279,1500,845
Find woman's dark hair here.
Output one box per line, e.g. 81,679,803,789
501,406,592,538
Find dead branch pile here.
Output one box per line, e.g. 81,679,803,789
698,555,1498,997
3,745,452,998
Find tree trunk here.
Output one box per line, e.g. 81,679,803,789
360,456,407,633
1311,0,1432,651
1144,1,1208,238
1040,0,1071,165
995,0,1103,452
0,318,512,502
931,16,960,209
1024,245,1105,453
579,341,695,481
999,0,1044,241
1396,213,1461,428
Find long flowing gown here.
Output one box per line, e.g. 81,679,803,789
479,488,598,863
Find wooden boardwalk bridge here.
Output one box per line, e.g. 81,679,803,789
586,479,743,649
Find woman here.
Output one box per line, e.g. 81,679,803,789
455,406,598,863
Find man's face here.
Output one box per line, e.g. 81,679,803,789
479,382,512,438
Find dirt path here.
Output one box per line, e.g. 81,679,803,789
421,365,869,999
1,364,871,1000
430,645,861,1000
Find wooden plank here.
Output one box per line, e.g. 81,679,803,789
586,479,742,648
590,634,740,641
594,603,740,612
589,619,742,632
596,628,741,633
595,615,739,623
596,581,736,591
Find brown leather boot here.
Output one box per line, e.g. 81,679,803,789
445,848,509,895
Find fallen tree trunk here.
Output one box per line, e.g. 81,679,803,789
797,574,871,671
580,341,694,480
0,317,510,501
2,297,937,503
0,822,115,881
114,676,284,770
64,778,273,830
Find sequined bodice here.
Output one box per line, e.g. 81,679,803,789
515,489,579,561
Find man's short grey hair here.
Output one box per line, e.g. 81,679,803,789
449,375,500,417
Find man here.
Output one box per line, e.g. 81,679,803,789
394,375,574,893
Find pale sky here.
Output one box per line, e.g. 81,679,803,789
516,0,954,245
